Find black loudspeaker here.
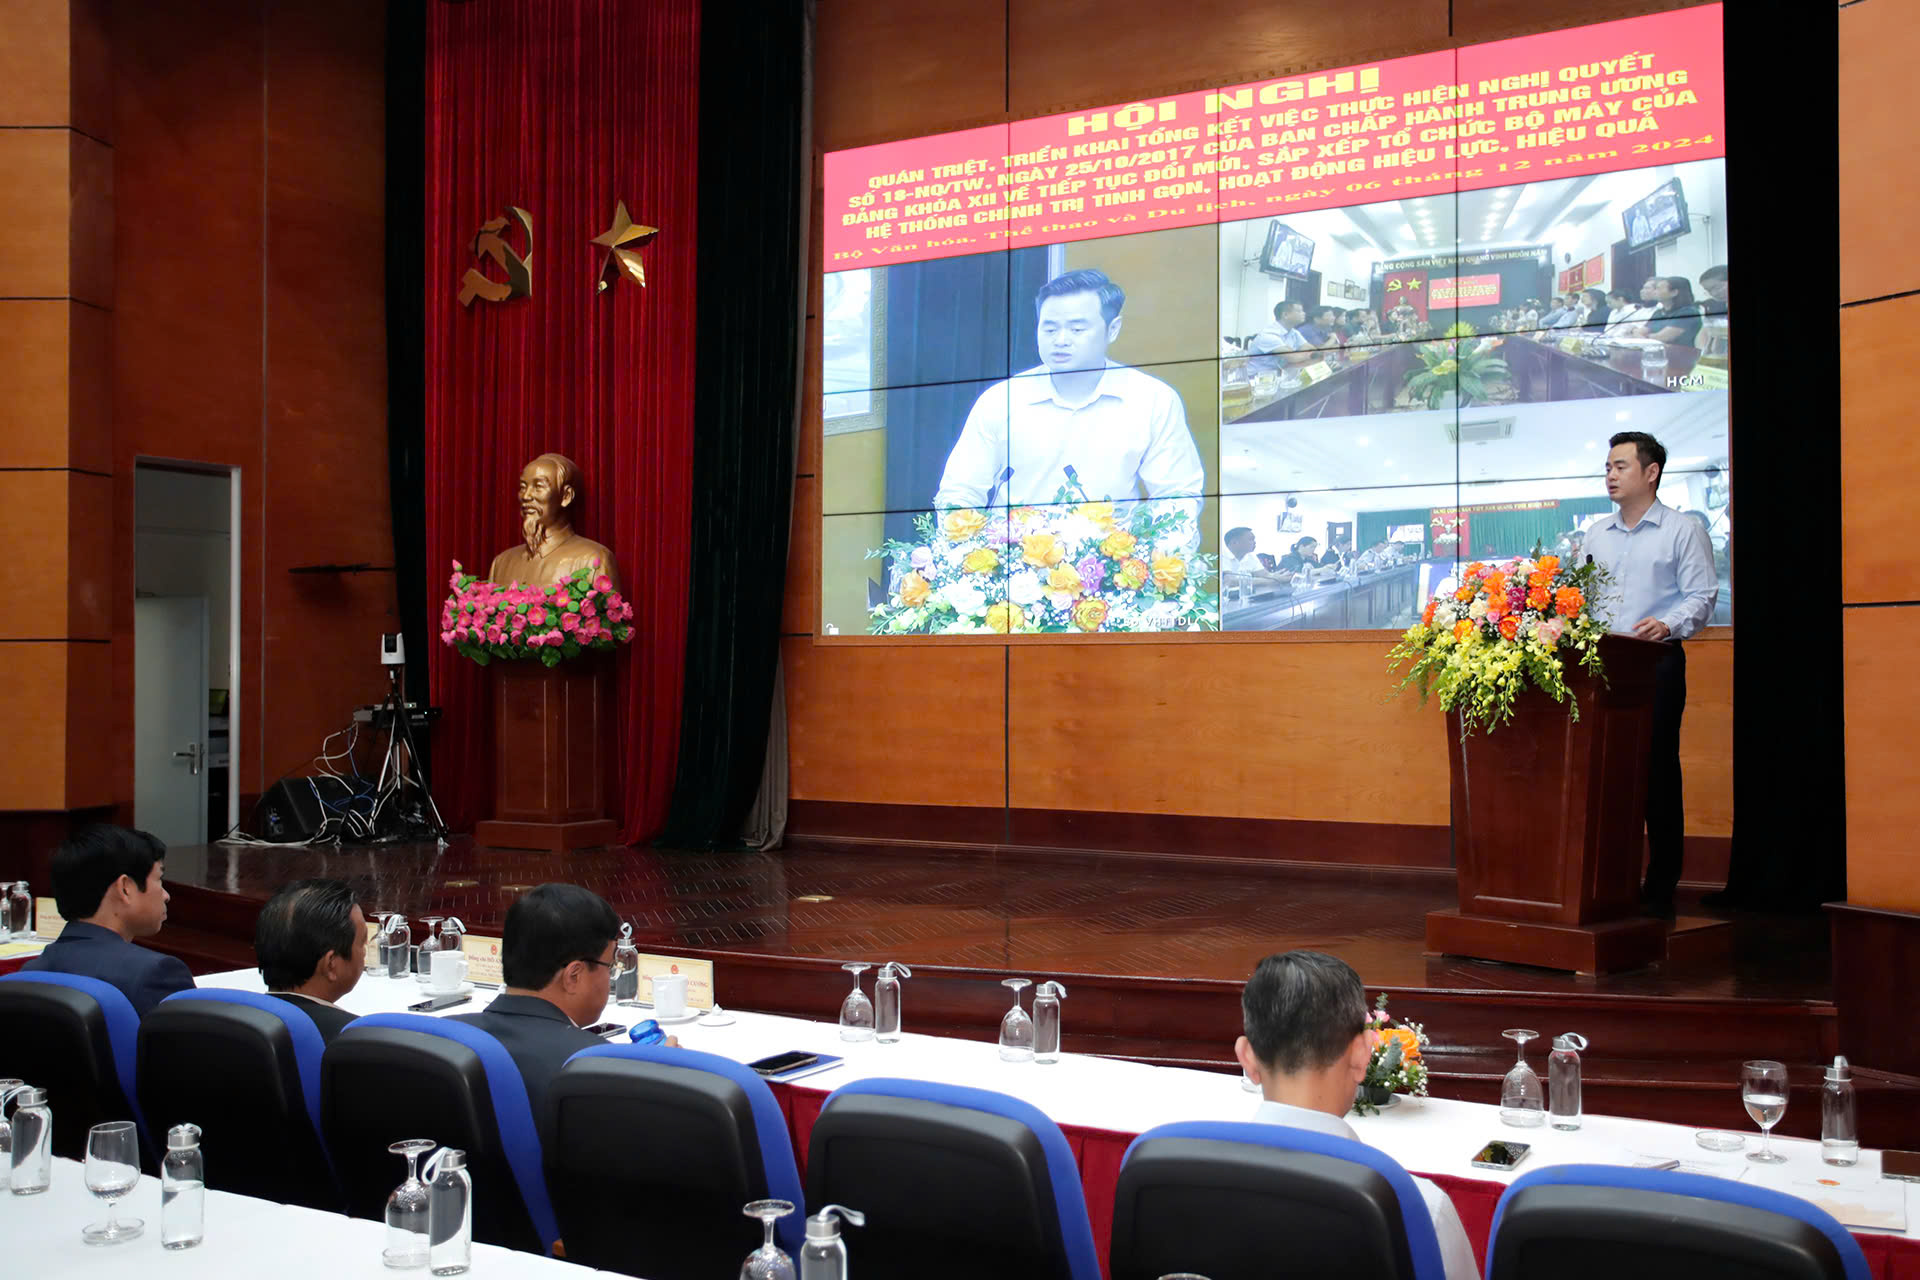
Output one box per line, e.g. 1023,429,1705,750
254,776,356,843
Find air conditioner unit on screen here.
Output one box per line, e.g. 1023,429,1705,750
1446,415,1516,445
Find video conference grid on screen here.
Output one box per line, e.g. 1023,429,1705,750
820,6,1730,637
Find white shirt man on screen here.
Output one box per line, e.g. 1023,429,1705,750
1234,951,1479,1280
933,269,1205,540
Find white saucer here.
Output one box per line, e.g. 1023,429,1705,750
652,1010,702,1025
421,982,474,1001
696,1009,736,1027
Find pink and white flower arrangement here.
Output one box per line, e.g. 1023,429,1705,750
440,560,634,668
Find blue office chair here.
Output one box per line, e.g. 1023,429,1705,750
548,1043,805,1279
138,989,339,1210
0,972,149,1162
320,1014,558,1256
1488,1163,1871,1280
1110,1120,1446,1280
805,1077,1102,1280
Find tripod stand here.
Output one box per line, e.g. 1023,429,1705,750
369,663,447,840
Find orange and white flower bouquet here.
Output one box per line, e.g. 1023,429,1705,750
1354,992,1429,1115
1387,552,1610,735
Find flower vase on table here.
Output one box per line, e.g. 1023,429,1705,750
1352,994,1430,1117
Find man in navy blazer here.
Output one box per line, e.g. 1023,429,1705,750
22,824,194,1018
256,877,367,1042
452,883,675,1144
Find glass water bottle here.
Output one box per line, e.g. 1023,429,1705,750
426,1147,472,1275
385,915,413,980
161,1123,205,1249
874,962,910,1043
612,924,641,1006
1033,981,1068,1064
6,882,27,937
1822,1055,1858,1166
6,1086,51,1195
1548,1033,1587,1131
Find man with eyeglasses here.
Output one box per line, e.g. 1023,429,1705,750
452,882,673,1141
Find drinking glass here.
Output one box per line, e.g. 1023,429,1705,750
838,963,874,1042
1499,1029,1545,1127
0,1076,23,1191
384,1138,439,1268
416,917,444,985
370,906,394,972
998,978,1034,1063
82,1120,144,1245
738,1198,796,1280
1742,1059,1790,1164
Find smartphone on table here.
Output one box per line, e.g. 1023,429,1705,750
408,991,473,1013
1471,1140,1532,1171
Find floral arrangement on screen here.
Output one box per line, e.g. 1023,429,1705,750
440,560,635,667
866,488,1217,635
1386,551,1610,736
1403,322,1511,410
1353,993,1429,1117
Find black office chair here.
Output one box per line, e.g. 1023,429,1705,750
137,989,341,1210
320,1015,558,1256
1487,1164,1870,1280
1110,1121,1447,1280
0,973,150,1163
805,1077,1102,1280
546,1043,806,1279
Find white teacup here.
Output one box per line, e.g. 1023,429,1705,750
431,948,469,993
652,973,688,1019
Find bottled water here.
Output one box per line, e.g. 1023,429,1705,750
161,1180,205,1248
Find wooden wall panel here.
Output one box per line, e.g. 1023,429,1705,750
1008,640,1449,824
1840,0,1919,304
0,0,76,124
1844,606,1919,912
0,645,72,810
0,130,74,298
1678,633,1731,837
0,472,77,636
785,635,1006,807
1450,0,1698,43
260,0,393,784
69,131,113,308
64,638,113,808
783,475,821,636
0,303,79,468
1840,294,1920,605
813,0,1007,151
1007,0,1446,118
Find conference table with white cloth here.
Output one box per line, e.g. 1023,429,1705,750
11,1158,610,1280
185,967,1920,1279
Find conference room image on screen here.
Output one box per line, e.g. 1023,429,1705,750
820,5,1728,636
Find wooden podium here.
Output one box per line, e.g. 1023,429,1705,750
1426,633,1671,974
473,659,619,852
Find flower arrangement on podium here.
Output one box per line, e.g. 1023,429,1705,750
866,487,1217,635
1354,993,1429,1116
1386,550,1611,735
440,560,635,667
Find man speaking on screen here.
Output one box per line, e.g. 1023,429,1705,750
932,269,1204,544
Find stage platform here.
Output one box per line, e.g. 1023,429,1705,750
150,838,1913,1145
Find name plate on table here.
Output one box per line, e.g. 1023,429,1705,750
638,953,714,1010
34,898,65,939
459,934,506,986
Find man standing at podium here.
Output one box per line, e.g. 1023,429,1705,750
1585,432,1718,915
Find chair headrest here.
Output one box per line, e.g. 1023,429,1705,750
155,989,329,1138
0,972,148,1142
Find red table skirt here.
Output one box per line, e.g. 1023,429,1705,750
771,1083,1920,1278
0,951,40,976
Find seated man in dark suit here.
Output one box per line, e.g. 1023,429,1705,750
255,878,367,1042
451,883,675,1143
22,824,195,1018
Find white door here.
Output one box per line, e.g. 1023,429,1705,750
135,597,209,846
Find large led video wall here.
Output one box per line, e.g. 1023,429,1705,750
820,6,1730,636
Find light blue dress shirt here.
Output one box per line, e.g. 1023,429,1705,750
1580,497,1718,640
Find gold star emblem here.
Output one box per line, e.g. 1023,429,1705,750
590,200,658,292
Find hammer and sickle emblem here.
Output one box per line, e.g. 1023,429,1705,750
458,206,534,307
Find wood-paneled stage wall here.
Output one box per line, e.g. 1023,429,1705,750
0,0,394,862
787,0,1734,878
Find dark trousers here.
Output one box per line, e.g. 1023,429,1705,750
1643,641,1688,903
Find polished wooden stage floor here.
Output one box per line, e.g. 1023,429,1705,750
155,838,1906,1144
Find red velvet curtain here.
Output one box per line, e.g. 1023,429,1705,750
423,0,698,841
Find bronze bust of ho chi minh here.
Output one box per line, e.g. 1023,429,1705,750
486,452,621,592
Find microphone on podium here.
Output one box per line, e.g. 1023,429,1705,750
985,466,1013,510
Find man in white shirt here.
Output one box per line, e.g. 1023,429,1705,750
1233,950,1480,1280
932,268,1204,536
1583,432,1718,915
1221,526,1291,602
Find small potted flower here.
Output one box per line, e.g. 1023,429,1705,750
1353,993,1430,1116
